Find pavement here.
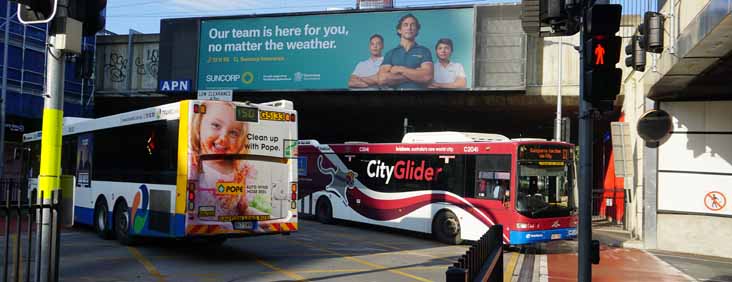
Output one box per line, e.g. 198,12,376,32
509,219,732,282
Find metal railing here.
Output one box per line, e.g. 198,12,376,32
446,224,504,282
0,179,61,282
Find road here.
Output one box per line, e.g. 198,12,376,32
57,219,520,282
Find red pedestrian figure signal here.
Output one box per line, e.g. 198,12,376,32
595,44,606,65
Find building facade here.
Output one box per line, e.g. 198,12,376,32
0,2,95,179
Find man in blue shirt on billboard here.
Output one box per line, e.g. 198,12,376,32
377,14,434,89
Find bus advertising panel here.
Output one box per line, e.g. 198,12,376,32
187,100,298,234
198,8,475,91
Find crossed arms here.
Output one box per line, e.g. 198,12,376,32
377,62,434,87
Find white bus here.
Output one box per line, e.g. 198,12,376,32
23,100,299,245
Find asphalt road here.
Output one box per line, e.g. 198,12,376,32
55,219,520,282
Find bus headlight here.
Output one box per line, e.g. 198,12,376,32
516,223,528,229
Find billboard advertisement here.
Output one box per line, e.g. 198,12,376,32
198,8,475,91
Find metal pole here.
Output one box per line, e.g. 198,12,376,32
38,17,66,282
0,0,12,179
555,36,563,141
578,24,593,282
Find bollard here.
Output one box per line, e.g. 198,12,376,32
446,267,468,282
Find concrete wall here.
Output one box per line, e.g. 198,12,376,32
95,34,160,94
657,214,732,258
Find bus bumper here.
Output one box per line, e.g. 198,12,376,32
509,227,577,245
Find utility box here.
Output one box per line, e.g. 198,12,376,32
54,17,82,54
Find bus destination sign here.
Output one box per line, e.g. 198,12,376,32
236,106,259,122
519,145,571,161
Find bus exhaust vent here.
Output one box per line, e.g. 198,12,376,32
401,132,509,143
149,190,171,233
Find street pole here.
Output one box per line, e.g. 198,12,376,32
578,19,593,282
38,16,66,282
0,0,11,179
555,36,563,141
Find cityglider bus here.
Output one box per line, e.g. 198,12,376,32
23,100,299,245
298,132,577,245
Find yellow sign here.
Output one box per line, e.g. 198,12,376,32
219,215,270,221
538,161,565,166
216,182,245,195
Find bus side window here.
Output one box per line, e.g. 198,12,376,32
474,155,512,201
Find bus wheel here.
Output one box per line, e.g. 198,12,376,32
433,211,462,245
113,202,137,245
94,201,112,240
316,198,333,224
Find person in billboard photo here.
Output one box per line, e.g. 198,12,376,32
429,38,467,89
377,13,434,89
348,34,384,88
190,101,252,217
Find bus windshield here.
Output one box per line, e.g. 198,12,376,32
516,162,576,218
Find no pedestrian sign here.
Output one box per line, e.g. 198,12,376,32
704,191,726,212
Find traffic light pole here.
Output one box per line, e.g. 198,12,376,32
37,17,66,282
578,26,593,281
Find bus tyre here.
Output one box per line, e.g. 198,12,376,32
94,201,112,240
316,198,333,224
433,211,462,245
114,202,137,246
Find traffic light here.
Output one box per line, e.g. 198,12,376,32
69,0,107,36
17,0,59,24
640,12,665,53
537,0,581,36
625,35,646,72
583,4,622,104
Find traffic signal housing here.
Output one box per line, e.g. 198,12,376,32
17,0,59,24
583,4,622,104
640,12,665,53
625,35,646,72
69,0,107,36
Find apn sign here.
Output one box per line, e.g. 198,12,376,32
159,80,191,92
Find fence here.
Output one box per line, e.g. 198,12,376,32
445,225,503,282
0,179,61,282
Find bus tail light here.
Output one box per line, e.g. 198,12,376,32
291,183,297,201
187,181,196,211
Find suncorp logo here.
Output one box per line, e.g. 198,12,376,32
366,160,443,185
206,73,241,83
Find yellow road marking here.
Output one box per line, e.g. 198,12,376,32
254,258,309,281
291,240,433,282
504,252,520,282
127,247,167,282
260,265,446,275
306,228,458,263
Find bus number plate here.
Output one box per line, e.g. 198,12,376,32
233,221,254,230
551,234,561,240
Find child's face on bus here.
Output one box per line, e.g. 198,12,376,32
200,103,245,155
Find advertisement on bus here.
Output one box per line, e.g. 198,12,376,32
187,100,298,234
198,7,475,91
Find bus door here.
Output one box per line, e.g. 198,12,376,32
469,154,513,236
74,134,93,223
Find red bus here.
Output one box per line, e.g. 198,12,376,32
297,132,577,245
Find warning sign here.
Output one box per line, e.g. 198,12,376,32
704,191,726,211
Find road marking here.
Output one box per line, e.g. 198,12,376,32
127,247,167,282
260,265,446,275
302,227,458,263
291,239,433,282
511,253,524,282
254,258,309,281
539,255,548,282
504,252,520,282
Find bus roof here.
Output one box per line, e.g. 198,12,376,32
23,99,295,142
401,131,510,143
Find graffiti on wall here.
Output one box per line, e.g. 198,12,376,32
98,42,159,91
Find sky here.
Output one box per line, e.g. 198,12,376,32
105,0,514,34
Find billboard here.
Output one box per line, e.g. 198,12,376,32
198,8,475,91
